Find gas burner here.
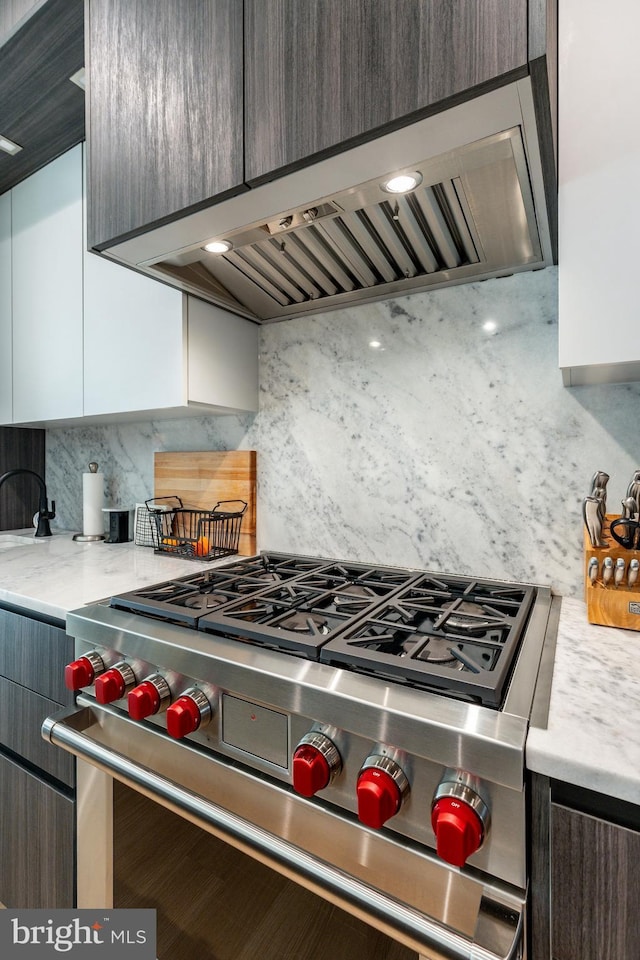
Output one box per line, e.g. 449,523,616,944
419,637,457,663
183,593,229,610
438,600,500,634
235,572,282,592
320,574,537,707
337,584,373,600
279,612,330,634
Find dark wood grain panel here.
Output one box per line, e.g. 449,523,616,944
0,606,72,703
529,773,551,960
0,752,74,907
0,426,45,530
87,0,245,250
0,677,75,785
551,802,640,960
0,0,85,195
528,0,557,263
114,781,416,960
244,0,528,182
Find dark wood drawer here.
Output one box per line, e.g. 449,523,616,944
0,751,74,908
0,606,73,704
551,802,640,960
0,676,74,786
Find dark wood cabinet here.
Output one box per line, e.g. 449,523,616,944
0,753,75,908
551,803,640,960
0,604,75,907
529,775,640,960
0,426,45,530
86,1,556,256
86,0,245,250
244,0,528,183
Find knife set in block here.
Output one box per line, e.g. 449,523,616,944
583,469,640,630
584,516,640,631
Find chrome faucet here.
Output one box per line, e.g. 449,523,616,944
0,469,56,537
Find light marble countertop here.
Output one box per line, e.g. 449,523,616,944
527,596,640,807
0,528,212,621
1,532,638,806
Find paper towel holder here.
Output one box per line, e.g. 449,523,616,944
73,462,106,542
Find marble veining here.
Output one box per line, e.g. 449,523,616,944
527,597,640,804
46,266,640,596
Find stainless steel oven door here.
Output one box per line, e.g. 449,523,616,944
43,699,525,960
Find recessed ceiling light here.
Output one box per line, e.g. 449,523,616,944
69,68,86,91
202,239,232,254
381,172,423,194
0,135,22,156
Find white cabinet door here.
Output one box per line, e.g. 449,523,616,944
11,146,83,422
83,248,185,417
558,0,640,384
187,297,258,413
0,191,11,424
7,143,257,425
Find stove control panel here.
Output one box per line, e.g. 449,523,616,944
356,754,410,829
94,661,137,705
128,674,172,720
64,651,106,691
431,779,490,867
166,687,212,739
292,731,342,797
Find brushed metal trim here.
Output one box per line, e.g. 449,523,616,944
43,703,524,960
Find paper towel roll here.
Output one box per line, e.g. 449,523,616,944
82,470,104,536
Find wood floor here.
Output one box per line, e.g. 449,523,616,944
113,782,417,960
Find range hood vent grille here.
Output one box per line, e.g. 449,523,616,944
139,113,551,323
219,180,480,310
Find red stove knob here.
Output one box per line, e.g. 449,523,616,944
166,688,212,739
94,661,136,704
64,651,105,690
292,732,342,797
128,674,171,720
356,755,409,829
431,782,489,867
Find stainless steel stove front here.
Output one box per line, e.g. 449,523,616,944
42,583,555,960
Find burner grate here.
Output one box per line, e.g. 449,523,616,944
319,574,536,707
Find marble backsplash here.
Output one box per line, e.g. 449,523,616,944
46,265,640,597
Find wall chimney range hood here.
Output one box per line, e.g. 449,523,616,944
100,80,554,324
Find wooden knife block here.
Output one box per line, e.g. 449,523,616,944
584,515,640,631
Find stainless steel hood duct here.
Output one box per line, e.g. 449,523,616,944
101,79,554,323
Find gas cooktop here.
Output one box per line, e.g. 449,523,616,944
109,552,537,708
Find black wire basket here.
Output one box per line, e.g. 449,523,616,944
145,497,247,561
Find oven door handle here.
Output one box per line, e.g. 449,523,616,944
43,704,523,960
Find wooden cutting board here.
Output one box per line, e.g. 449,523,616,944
154,451,256,556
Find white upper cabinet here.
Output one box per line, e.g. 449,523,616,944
0,192,11,424
558,0,640,384
83,233,186,417
3,144,258,426
11,146,83,422
186,297,259,414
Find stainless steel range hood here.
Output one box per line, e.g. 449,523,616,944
101,79,554,323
